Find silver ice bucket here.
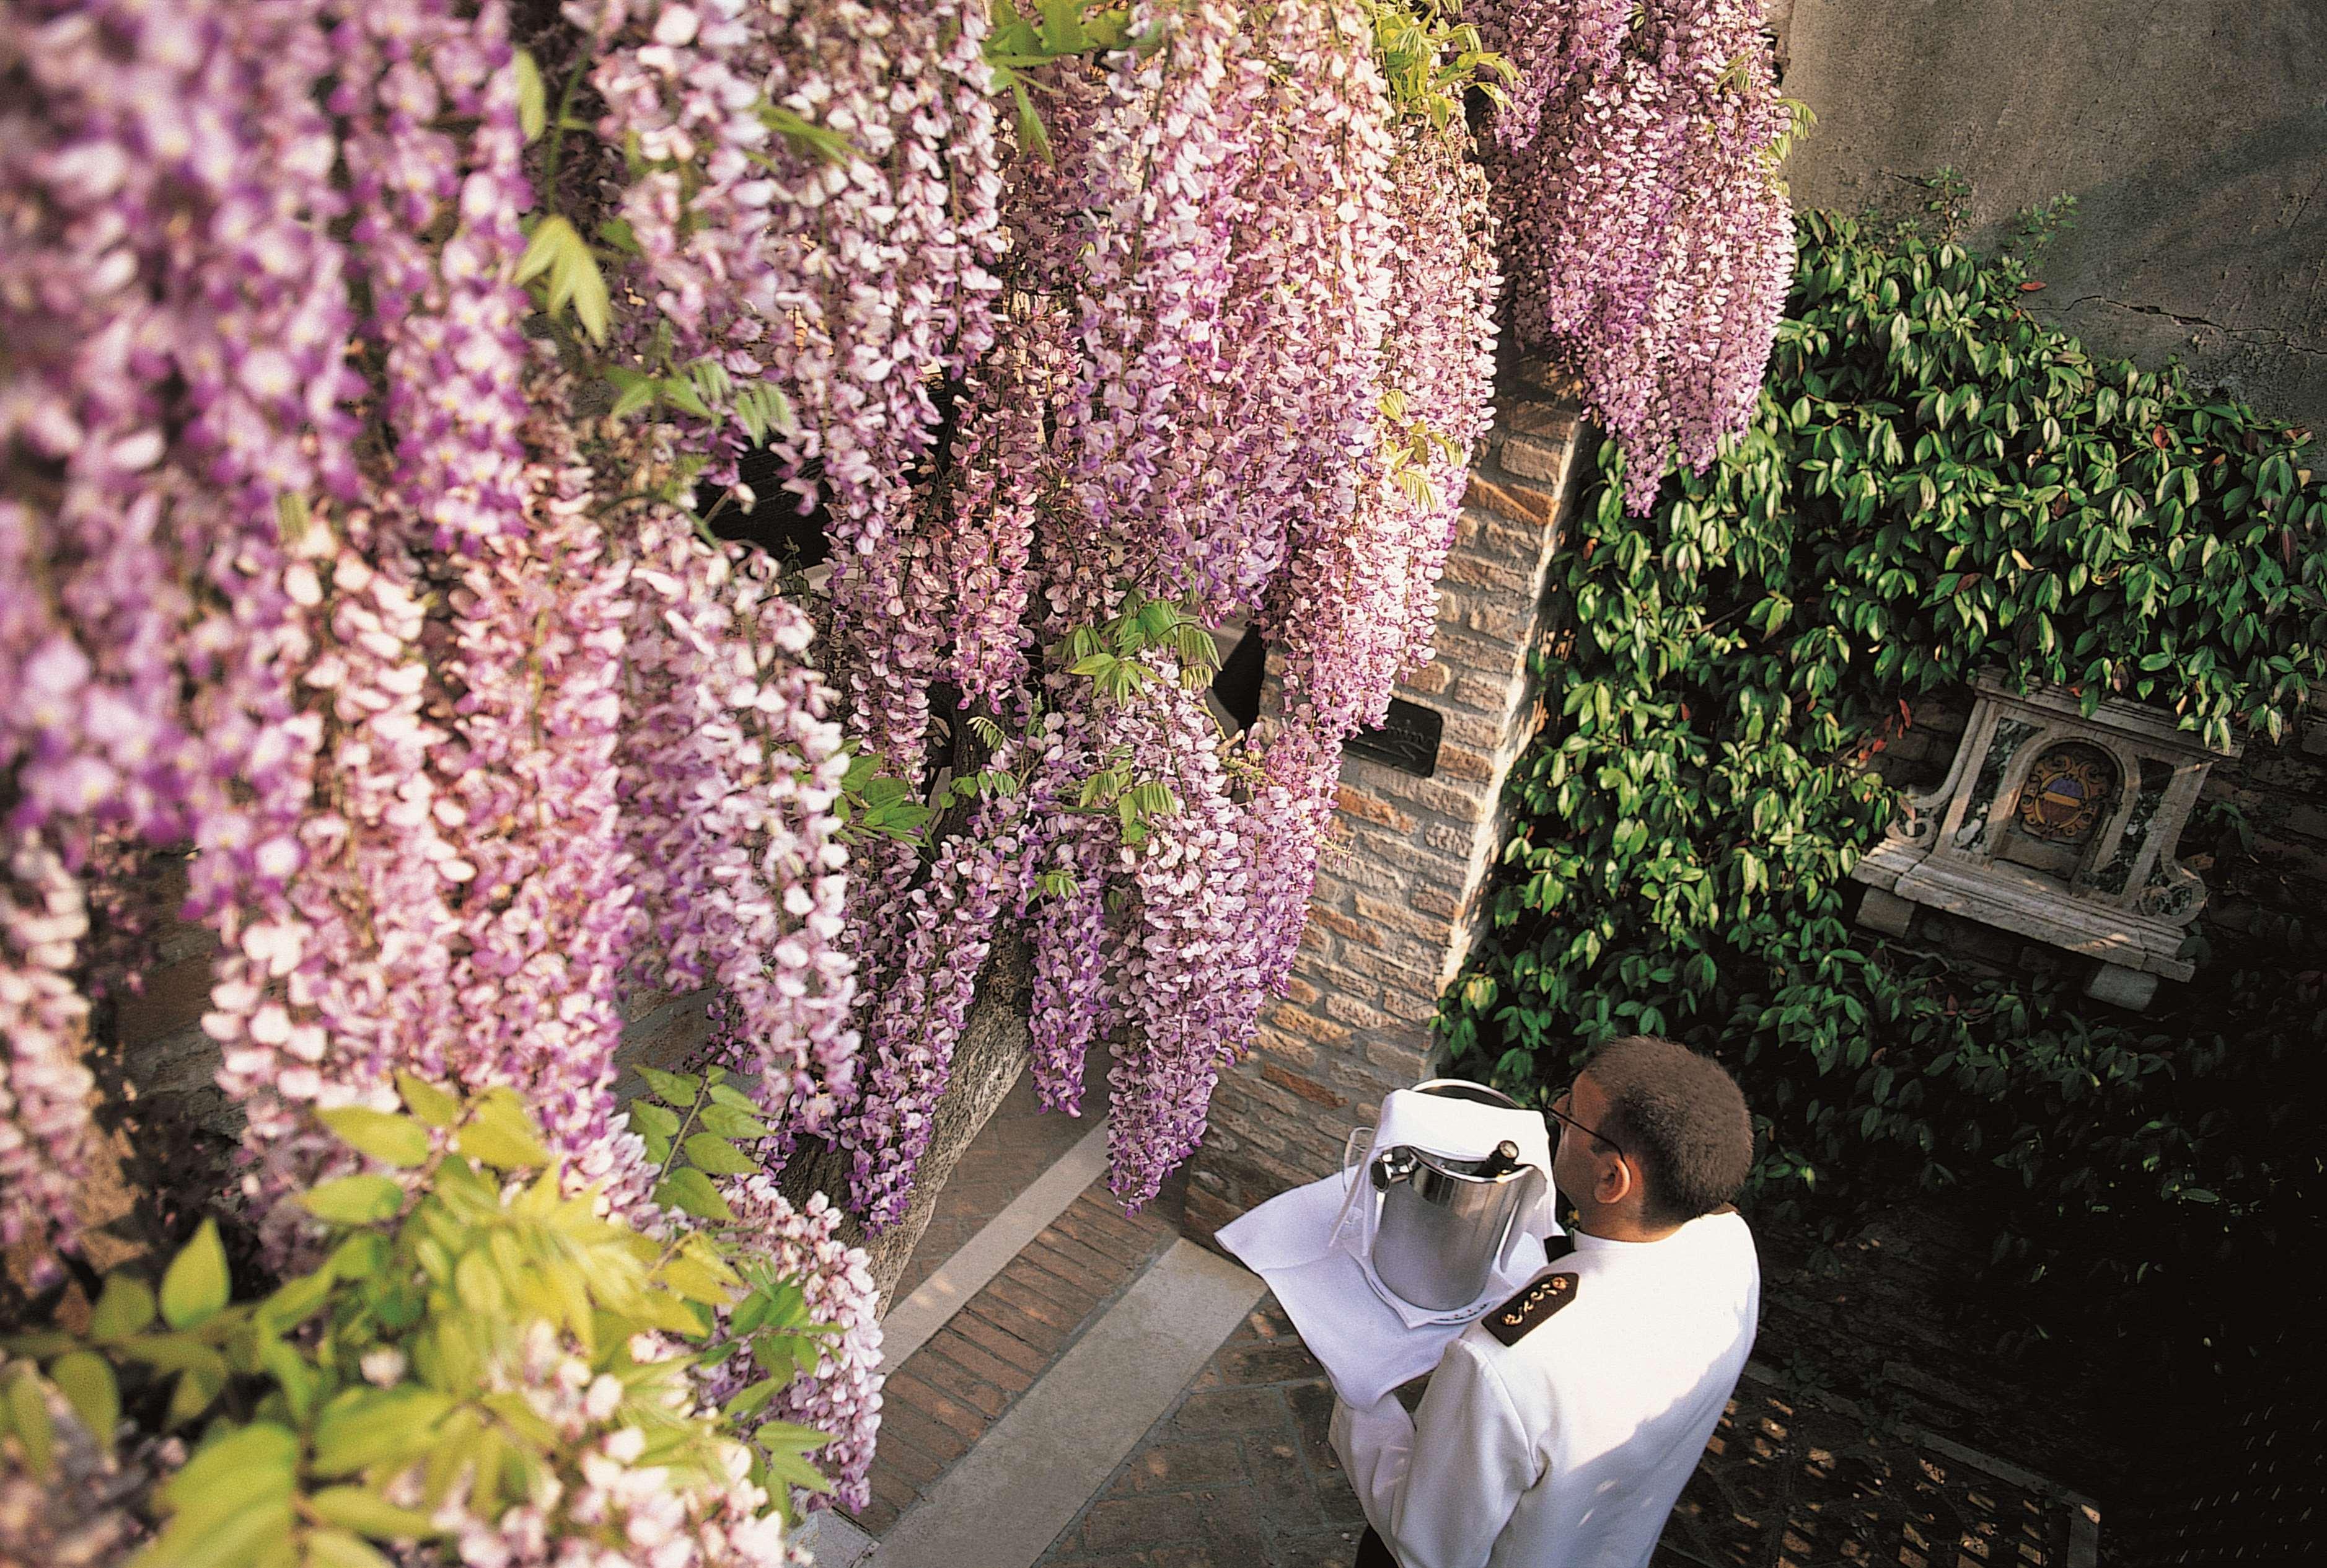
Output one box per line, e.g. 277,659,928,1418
1363,1080,1539,1312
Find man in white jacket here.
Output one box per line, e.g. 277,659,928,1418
1331,1034,1761,1568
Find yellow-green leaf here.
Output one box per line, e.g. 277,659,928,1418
312,1387,454,1477
395,1072,461,1129
161,1218,231,1330
638,1067,700,1107
514,214,578,288
630,1100,681,1139
88,1272,157,1342
455,1089,553,1170
168,1420,298,1510
167,1358,229,1425
682,1132,757,1176
513,49,547,143
698,1103,771,1141
301,1175,406,1226
319,1108,431,1168
48,1351,118,1443
305,1529,400,1568
306,1486,444,1541
565,244,611,343
654,1166,734,1223
258,1267,335,1334
4,1368,54,1478
128,1499,295,1568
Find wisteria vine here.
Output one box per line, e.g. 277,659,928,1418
4,0,1798,1553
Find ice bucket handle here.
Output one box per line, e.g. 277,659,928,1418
1340,1125,1376,1193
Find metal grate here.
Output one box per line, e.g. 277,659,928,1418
1655,1379,2087,1568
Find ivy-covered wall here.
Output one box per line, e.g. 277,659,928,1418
1436,207,2327,1368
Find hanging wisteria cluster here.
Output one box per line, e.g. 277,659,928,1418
4,0,1800,1553
1477,0,1796,512
2,0,881,1544
804,0,1504,1220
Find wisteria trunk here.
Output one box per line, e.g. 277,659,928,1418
776,930,1036,1309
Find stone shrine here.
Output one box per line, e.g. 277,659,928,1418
1850,672,2239,1011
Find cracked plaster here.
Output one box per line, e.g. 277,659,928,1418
1778,0,2327,434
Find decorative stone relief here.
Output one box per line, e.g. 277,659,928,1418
1852,673,2239,1009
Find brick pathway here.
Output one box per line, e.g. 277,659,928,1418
1660,1378,2078,1568
893,1050,1114,1301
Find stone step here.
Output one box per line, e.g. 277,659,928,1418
801,1117,1122,1568
880,1121,1113,1370
869,1239,1263,1568
794,1093,1264,1568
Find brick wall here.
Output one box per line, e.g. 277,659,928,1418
1184,361,1590,1240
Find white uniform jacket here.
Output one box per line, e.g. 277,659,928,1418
1329,1212,1760,1568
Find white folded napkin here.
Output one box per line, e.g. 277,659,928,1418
1220,1176,1565,1407
1215,1085,1564,1404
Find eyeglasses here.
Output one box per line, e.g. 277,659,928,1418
1547,1085,1625,1161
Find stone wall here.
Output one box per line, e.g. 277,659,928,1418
1182,364,1589,1240
1779,0,2327,440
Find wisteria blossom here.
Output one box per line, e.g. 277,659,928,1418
0,835,94,1276
5,2,1798,1554
825,0,1502,1213
709,1181,886,1516
0,0,359,1256
405,1320,797,1568
1482,0,1795,511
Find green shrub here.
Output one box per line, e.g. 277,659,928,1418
1,1077,837,1567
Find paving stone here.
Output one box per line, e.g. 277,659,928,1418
1033,1287,2088,1568
1027,1228,1124,1282
1148,1548,1219,1568
880,1403,971,1468
1004,1253,1110,1316
1217,1342,1326,1387
1050,1209,1166,1268
1196,1503,1269,1561
983,1271,1091,1336
1080,1494,1219,1551
884,1370,990,1442
1168,1386,1286,1435
1124,1440,1247,1494
872,1432,949,1489
946,1309,1053,1376
850,1148,1191,1548
924,1326,1037,1394
912,1347,1019,1416
1023,1235,1121,1295
1277,1530,1368,1568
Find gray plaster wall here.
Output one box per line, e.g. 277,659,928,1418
1779,0,2327,435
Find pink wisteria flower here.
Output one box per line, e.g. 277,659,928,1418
1482,0,1797,513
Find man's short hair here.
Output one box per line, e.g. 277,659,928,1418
1580,1034,1754,1225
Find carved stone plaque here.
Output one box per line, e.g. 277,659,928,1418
1851,673,2239,1006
